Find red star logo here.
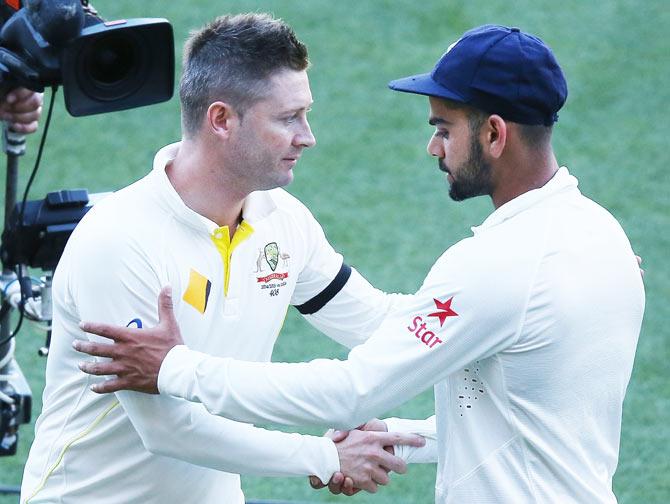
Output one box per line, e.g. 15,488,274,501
427,297,458,326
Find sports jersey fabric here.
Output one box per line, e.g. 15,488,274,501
21,142,400,503
158,168,645,503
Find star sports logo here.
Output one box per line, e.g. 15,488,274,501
407,297,458,349
428,297,458,326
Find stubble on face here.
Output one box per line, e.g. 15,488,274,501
442,128,493,202
226,70,313,193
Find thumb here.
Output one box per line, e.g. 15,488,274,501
308,475,326,489
324,428,350,443
158,285,176,327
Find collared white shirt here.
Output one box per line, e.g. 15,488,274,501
21,143,400,503
158,168,645,503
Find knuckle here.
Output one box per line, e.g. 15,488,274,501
86,343,102,353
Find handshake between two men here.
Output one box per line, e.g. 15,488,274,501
74,287,427,496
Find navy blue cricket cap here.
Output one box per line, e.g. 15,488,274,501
388,25,568,126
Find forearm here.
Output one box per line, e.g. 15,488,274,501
117,390,339,481
159,347,369,428
158,334,435,430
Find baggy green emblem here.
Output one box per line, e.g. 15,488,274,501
264,242,279,271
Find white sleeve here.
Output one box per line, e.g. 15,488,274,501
67,219,339,482
289,202,409,349
384,416,438,464
158,244,530,429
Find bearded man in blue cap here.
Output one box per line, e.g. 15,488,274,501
76,25,645,503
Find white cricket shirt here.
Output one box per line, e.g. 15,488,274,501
21,143,399,503
158,168,645,503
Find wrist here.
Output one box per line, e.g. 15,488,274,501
156,344,189,394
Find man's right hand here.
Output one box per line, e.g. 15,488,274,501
311,420,424,495
75,286,183,394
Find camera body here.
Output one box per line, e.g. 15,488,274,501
0,0,174,116
1,189,108,271
62,18,174,116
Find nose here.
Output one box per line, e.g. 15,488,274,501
294,118,316,148
427,134,443,157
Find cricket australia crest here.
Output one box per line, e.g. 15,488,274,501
264,242,279,271
255,241,291,296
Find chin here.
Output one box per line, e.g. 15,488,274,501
260,171,293,191
278,169,294,187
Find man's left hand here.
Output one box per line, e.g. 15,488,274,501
75,286,183,394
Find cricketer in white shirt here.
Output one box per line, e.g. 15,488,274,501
156,168,645,503
20,143,408,504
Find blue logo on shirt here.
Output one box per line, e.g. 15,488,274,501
126,318,143,329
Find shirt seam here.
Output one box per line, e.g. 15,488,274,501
24,400,120,503
448,433,521,488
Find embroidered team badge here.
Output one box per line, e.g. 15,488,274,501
407,296,458,349
255,242,290,296
264,242,279,271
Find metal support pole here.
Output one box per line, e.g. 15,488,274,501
0,125,27,496
0,126,25,366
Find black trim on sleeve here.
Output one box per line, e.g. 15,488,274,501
295,263,352,315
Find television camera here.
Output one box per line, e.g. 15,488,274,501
0,0,174,491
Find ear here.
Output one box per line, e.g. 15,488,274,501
484,114,507,159
206,101,239,138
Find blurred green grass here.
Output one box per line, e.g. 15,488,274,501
1,0,668,502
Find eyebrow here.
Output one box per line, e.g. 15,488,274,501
283,101,314,114
428,117,453,126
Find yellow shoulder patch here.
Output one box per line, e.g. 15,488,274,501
182,268,212,314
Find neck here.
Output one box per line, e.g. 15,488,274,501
490,144,559,209
167,137,248,231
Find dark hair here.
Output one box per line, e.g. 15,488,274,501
442,98,552,149
179,13,309,137
516,123,553,148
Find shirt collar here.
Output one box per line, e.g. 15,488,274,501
471,167,579,234
242,190,277,223
151,142,278,233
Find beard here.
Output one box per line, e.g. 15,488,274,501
441,136,493,202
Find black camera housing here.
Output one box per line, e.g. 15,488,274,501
62,18,174,116
1,189,104,271
0,2,175,116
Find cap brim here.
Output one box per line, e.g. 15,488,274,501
388,72,465,103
